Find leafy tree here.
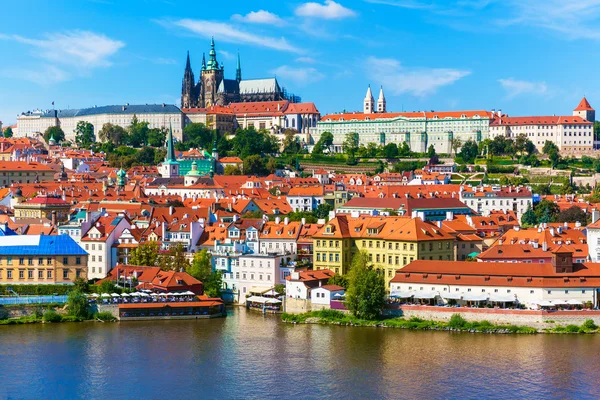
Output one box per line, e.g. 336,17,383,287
458,140,479,164
450,137,462,156
157,243,190,271
3,127,13,138
427,144,437,159
232,128,269,158
399,141,411,157
127,115,150,147
98,123,128,145
43,126,65,143
266,157,278,174
224,165,242,175
135,146,156,165
73,277,90,293
595,121,600,141
182,122,214,150
286,211,318,223
147,128,167,147
314,203,333,220
282,129,301,154
521,205,538,227
187,249,222,298
542,140,559,155
154,148,167,165
383,142,399,158
216,134,232,154
343,132,359,165
75,121,95,148
534,199,560,223
98,280,118,294
345,251,386,320
67,290,89,319
313,131,334,155
263,133,280,155
558,206,588,224
129,242,160,266
244,155,267,175
274,283,286,295
327,275,349,289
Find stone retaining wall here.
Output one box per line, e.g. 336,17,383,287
284,298,331,314
392,305,600,329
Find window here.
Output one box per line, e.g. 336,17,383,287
38,270,43,279
63,257,68,265
28,270,33,279
19,270,24,279
63,269,69,280
19,258,24,265
47,270,52,279
47,258,52,265
98,256,102,262
76,257,81,265
7,257,12,265
7,270,12,279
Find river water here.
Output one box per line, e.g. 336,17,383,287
1,309,600,400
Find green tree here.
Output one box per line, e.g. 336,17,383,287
314,203,333,220
127,115,150,147
187,249,223,298
450,137,462,157
243,155,267,175
266,157,278,174
157,243,190,271
182,122,214,150
595,121,600,141
345,251,386,320
312,131,334,155
129,242,160,266
274,283,286,295
343,132,359,165
458,140,479,164
98,280,118,294
282,129,300,154
399,141,411,157
557,206,588,224
147,128,167,147
224,165,242,175
3,127,13,138
521,205,538,227
73,277,90,293
43,126,65,143
383,142,399,158
135,146,156,165
67,290,89,319
427,144,437,158
98,123,128,145
534,199,561,223
327,275,349,289
74,121,95,148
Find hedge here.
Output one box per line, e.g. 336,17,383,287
0,285,74,296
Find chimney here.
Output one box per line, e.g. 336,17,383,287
592,209,600,224
284,217,289,226
575,221,582,228
437,220,443,228
542,241,548,251
498,239,503,246
169,206,175,215
51,211,57,226
301,217,306,225
446,211,453,221
549,228,555,237
275,216,281,224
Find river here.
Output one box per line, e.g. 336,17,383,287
1,309,600,400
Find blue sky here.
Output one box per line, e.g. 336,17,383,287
1,0,599,125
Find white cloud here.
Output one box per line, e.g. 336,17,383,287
269,65,325,85
153,57,177,65
164,19,301,53
0,31,124,68
364,0,433,9
0,64,69,85
295,0,357,19
296,57,317,63
498,78,548,98
366,56,470,97
232,10,286,26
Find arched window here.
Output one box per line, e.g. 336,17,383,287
292,119,295,128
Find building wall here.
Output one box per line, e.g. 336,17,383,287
0,255,88,284
489,123,593,154
0,170,54,186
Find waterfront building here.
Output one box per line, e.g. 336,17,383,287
258,217,301,256
285,269,336,300
587,212,600,262
181,39,299,109
312,215,455,285
80,214,130,280
390,256,600,309
17,104,184,142
0,235,88,284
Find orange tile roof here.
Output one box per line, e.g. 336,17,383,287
575,97,594,111
321,110,492,122
491,115,592,126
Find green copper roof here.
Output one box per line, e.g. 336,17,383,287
206,37,222,71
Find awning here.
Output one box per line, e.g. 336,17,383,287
413,291,438,299
246,296,268,304
489,294,516,302
390,291,414,298
249,286,272,295
552,300,568,305
467,252,480,258
462,293,489,301
266,298,282,304
566,299,583,305
442,292,463,300
538,301,554,307
333,293,345,298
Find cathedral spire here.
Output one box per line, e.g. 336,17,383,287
364,84,374,114
236,51,242,82
207,37,220,70
201,53,206,71
377,86,386,113
185,50,191,71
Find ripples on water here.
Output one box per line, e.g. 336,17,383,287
1,309,600,400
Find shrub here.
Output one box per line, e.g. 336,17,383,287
582,319,597,331
95,311,117,322
0,284,73,296
42,310,62,323
0,306,8,320
448,314,468,329
315,309,345,320
60,315,83,322
565,324,580,333
67,290,89,319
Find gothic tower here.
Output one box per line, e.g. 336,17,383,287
236,52,242,83
364,85,374,114
201,38,224,107
377,86,386,113
573,97,595,122
181,51,197,108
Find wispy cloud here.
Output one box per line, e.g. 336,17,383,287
296,57,317,63
498,78,548,99
160,19,301,53
152,57,177,65
295,0,357,19
232,10,286,26
364,0,434,9
0,64,69,85
270,65,325,85
0,31,124,68
366,56,470,96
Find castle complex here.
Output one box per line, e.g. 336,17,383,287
181,39,299,108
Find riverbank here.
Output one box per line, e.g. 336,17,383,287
0,304,116,325
281,310,600,334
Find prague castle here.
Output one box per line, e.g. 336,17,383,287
181,38,300,108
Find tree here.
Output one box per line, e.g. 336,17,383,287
98,123,128,145
383,143,399,158
558,206,588,224
157,243,190,271
534,199,560,223
187,249,222,298
314,203,333,220
98,280,118,294
266,157,278,174
224,165,242,175
521,205,538,227
542,140,559,155
147,128,167,147
327,275,349,289
243,155,267,175
43,126,65,143
182,122,214,150
595,121,600,141
129,242,160,266
67,290,89,319
73,277,89,293
3,127,13,138
282,129,300,154
343,132,359,165
127,115,150,147
399,141,411,157
450,137,462,157
75,121,95,148
274,283,286,295
345,251,386,320
427,144,437,159
458,140,479,164
135,146,157,165
313,132,334,155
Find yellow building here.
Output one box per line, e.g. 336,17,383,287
13,194,71,223
0,161,55,186
313,215,455,286
0,235,88,284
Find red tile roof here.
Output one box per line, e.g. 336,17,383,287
321,110,492,122
491,116,592,126
575,97,594,111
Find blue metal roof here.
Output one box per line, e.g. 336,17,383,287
41,104,181,118
0,225,17,236
0,235,88,256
